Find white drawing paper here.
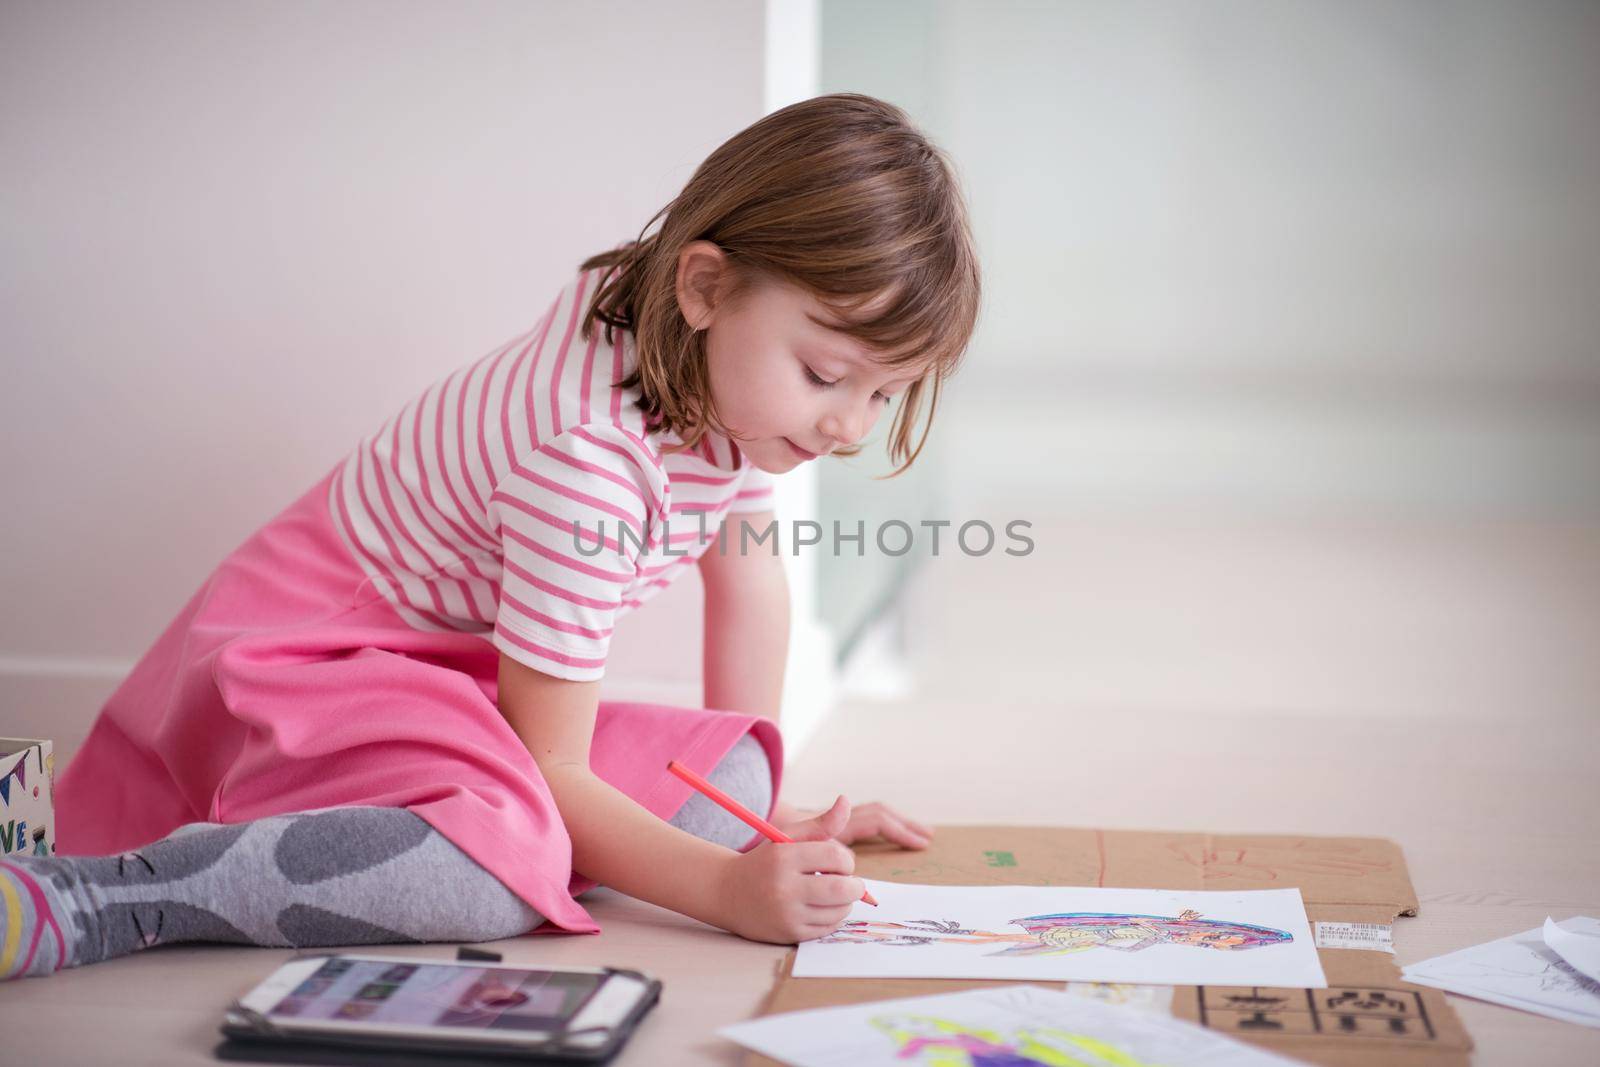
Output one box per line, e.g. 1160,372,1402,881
1544,916,1600,985
1401,916,1600,1029
720,984,1307,1067
791,881,1326,988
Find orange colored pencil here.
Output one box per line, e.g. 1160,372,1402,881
667,760,878,907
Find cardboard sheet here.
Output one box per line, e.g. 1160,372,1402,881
747,827,1472,1067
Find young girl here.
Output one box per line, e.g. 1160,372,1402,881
1,92,980,979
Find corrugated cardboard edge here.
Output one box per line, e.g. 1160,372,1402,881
738,827,1469,1067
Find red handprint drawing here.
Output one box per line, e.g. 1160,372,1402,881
1166,838,1393,883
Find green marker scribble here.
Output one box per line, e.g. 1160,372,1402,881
984,850,1017,867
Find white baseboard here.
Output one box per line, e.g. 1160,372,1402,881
0,667,124,770
6,634,843,780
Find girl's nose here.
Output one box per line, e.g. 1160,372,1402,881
820,402,872,447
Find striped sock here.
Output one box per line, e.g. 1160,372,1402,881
0,860,71,980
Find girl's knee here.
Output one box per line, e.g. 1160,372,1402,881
716,732,773,814
668,732,773,848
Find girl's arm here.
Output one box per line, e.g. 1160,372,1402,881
496,649,862,943
698,509,802,821
695,509,932,849
699,509,788,721
496,652,737,927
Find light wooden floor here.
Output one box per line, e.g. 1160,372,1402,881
3,513,1597,1065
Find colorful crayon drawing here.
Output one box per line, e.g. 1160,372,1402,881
868,1014,1154,1067
820,910,1292,958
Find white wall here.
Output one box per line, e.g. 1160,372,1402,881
823,0,1600,517
945,0,1600,389
0,1,798,757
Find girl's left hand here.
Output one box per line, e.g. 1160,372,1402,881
774,796,934,851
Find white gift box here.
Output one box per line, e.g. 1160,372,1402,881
0,738,55,857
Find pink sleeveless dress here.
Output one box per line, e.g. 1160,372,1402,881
52,465,784,935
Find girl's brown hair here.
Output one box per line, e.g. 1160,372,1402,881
578,92,981,475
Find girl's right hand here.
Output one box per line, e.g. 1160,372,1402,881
715,796,865,945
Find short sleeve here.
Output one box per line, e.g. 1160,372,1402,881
488,424,667,681
726,464,777,514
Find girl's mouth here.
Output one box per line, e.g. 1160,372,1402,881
784,438,820,461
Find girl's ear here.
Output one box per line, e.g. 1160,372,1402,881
674,240,729,331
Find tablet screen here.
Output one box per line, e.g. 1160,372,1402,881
266,957,604,1032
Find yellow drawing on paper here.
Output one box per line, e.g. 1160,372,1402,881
870,1013,1156,1066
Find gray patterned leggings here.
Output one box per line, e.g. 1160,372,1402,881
15,733,771,968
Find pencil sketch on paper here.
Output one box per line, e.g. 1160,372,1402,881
867,1013,1156,1067
818,909,1294,958
1425,954,1600,998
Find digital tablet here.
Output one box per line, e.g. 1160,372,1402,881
219,953,660,1064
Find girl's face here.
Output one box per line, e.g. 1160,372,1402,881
682,245,926,474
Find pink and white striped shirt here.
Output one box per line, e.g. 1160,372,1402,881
328,265,777,681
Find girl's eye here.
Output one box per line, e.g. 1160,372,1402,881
806,363,893,405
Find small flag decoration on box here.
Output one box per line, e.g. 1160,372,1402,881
0,739,54,858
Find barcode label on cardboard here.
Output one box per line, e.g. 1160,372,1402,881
1315,922,1394,952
